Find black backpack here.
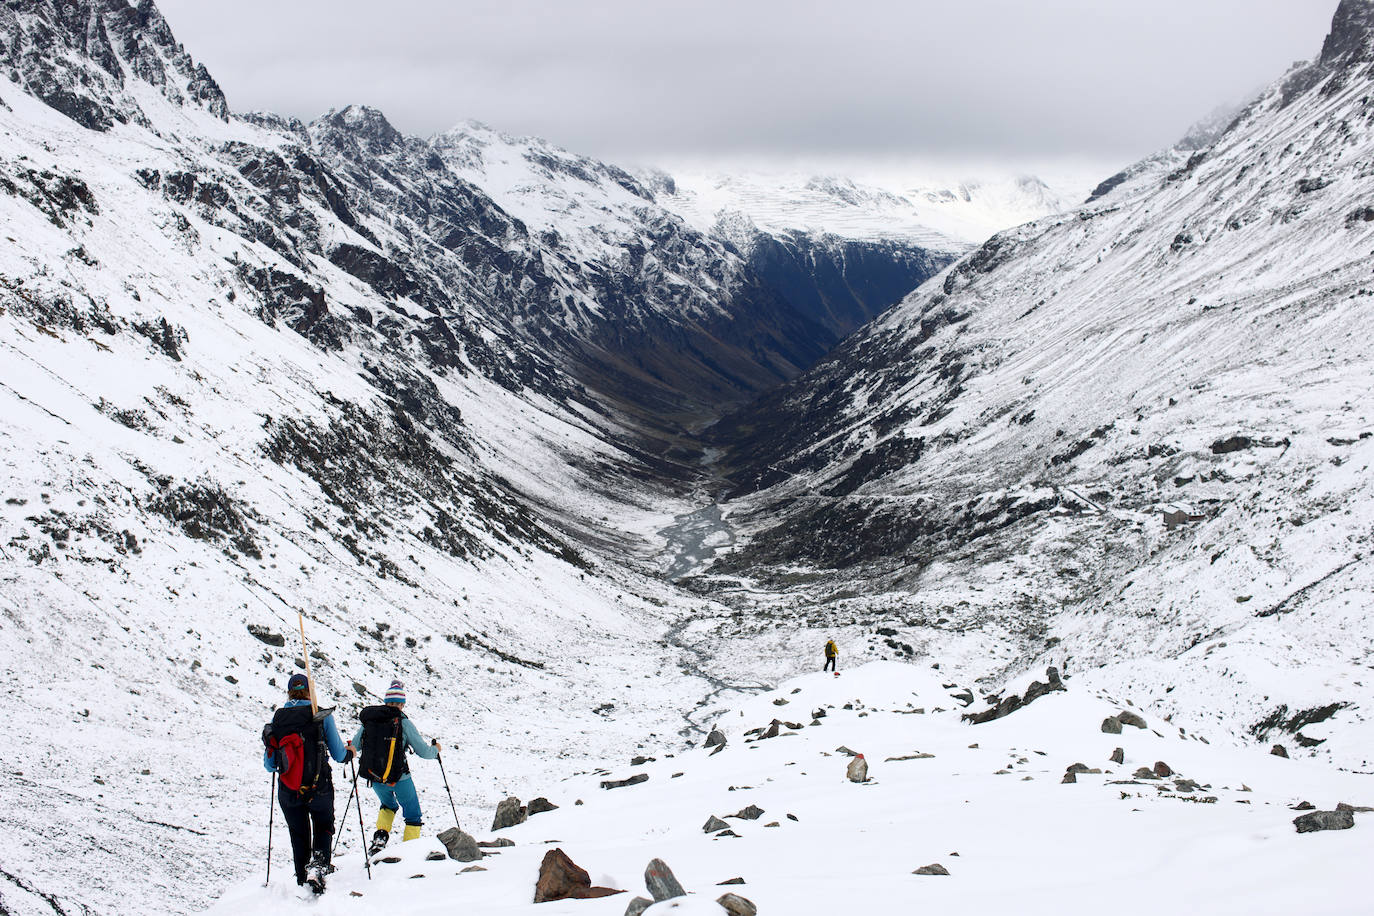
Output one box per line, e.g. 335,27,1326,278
263,705,331,794
358,704,409,785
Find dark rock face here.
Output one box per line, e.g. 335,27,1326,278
0,0,228,131
704,728,727,749
1293,810,1355,833
532,849,622,903
703,815,730,833
740,231,953,341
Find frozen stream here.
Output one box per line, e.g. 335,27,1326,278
658,500,736,580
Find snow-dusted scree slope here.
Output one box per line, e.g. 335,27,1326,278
704,0,1374,769
211,663,1374,915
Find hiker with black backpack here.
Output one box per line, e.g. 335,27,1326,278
350,679,441,855
262,673,352,894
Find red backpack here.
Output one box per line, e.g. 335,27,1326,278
263,705,328,793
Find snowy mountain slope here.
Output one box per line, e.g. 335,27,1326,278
0,3,795,913
209,663,1374,915
0,69,734,914
701,0,1374,770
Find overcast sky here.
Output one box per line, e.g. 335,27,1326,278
157,0,1337,171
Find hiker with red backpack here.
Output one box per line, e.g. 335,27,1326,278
349,679,441,855
262,673,352,894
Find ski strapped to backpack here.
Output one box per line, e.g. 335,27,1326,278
358,704,409,785
263,705,334,793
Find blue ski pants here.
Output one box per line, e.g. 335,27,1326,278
371,774,423,826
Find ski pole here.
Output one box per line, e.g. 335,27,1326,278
436,746,461,830
265,773,276,886
333,771,356,859
351,760,372,881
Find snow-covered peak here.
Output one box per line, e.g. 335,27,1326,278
658,164,1095,250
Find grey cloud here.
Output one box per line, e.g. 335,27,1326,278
157,0,1337,163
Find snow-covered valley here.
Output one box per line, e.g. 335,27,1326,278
1,0,1373,914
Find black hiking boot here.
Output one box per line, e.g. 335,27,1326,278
305,852,328,895
368,829,390,857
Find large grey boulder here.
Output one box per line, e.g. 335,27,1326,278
1294,810,1355,833
703,815,730,833
645,858,686,901
491,796,527,831
436,827,483,862
846,754,869,783
704,728,727,749
1101,716,1123,734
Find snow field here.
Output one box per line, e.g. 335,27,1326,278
212,662,1374,914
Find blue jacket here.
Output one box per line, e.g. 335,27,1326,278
262,699,349,772
352,709,438,783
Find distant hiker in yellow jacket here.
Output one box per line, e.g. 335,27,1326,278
824,638,839,673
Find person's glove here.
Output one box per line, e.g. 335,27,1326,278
342,746,354,764
432,739,442,754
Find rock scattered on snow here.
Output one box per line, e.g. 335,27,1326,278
601,774,650,790
1293,810,1355,833
492,796,527,830
1153,761,1173,778
717,891,759,915
478,837,515,848
1101,716,1123,734
913,863,950,875
527,797,559,816
846,754,869,783
703,815,730,833
1272,744,1290,758
533,848,623,903
436,826,482,862
1117,711,1148,729
645,857,687,901
704,729,727,749
624,897,654,916
718,877,745,885
1337,802,1374,812
1110,747,1125,764
730,805,765,821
